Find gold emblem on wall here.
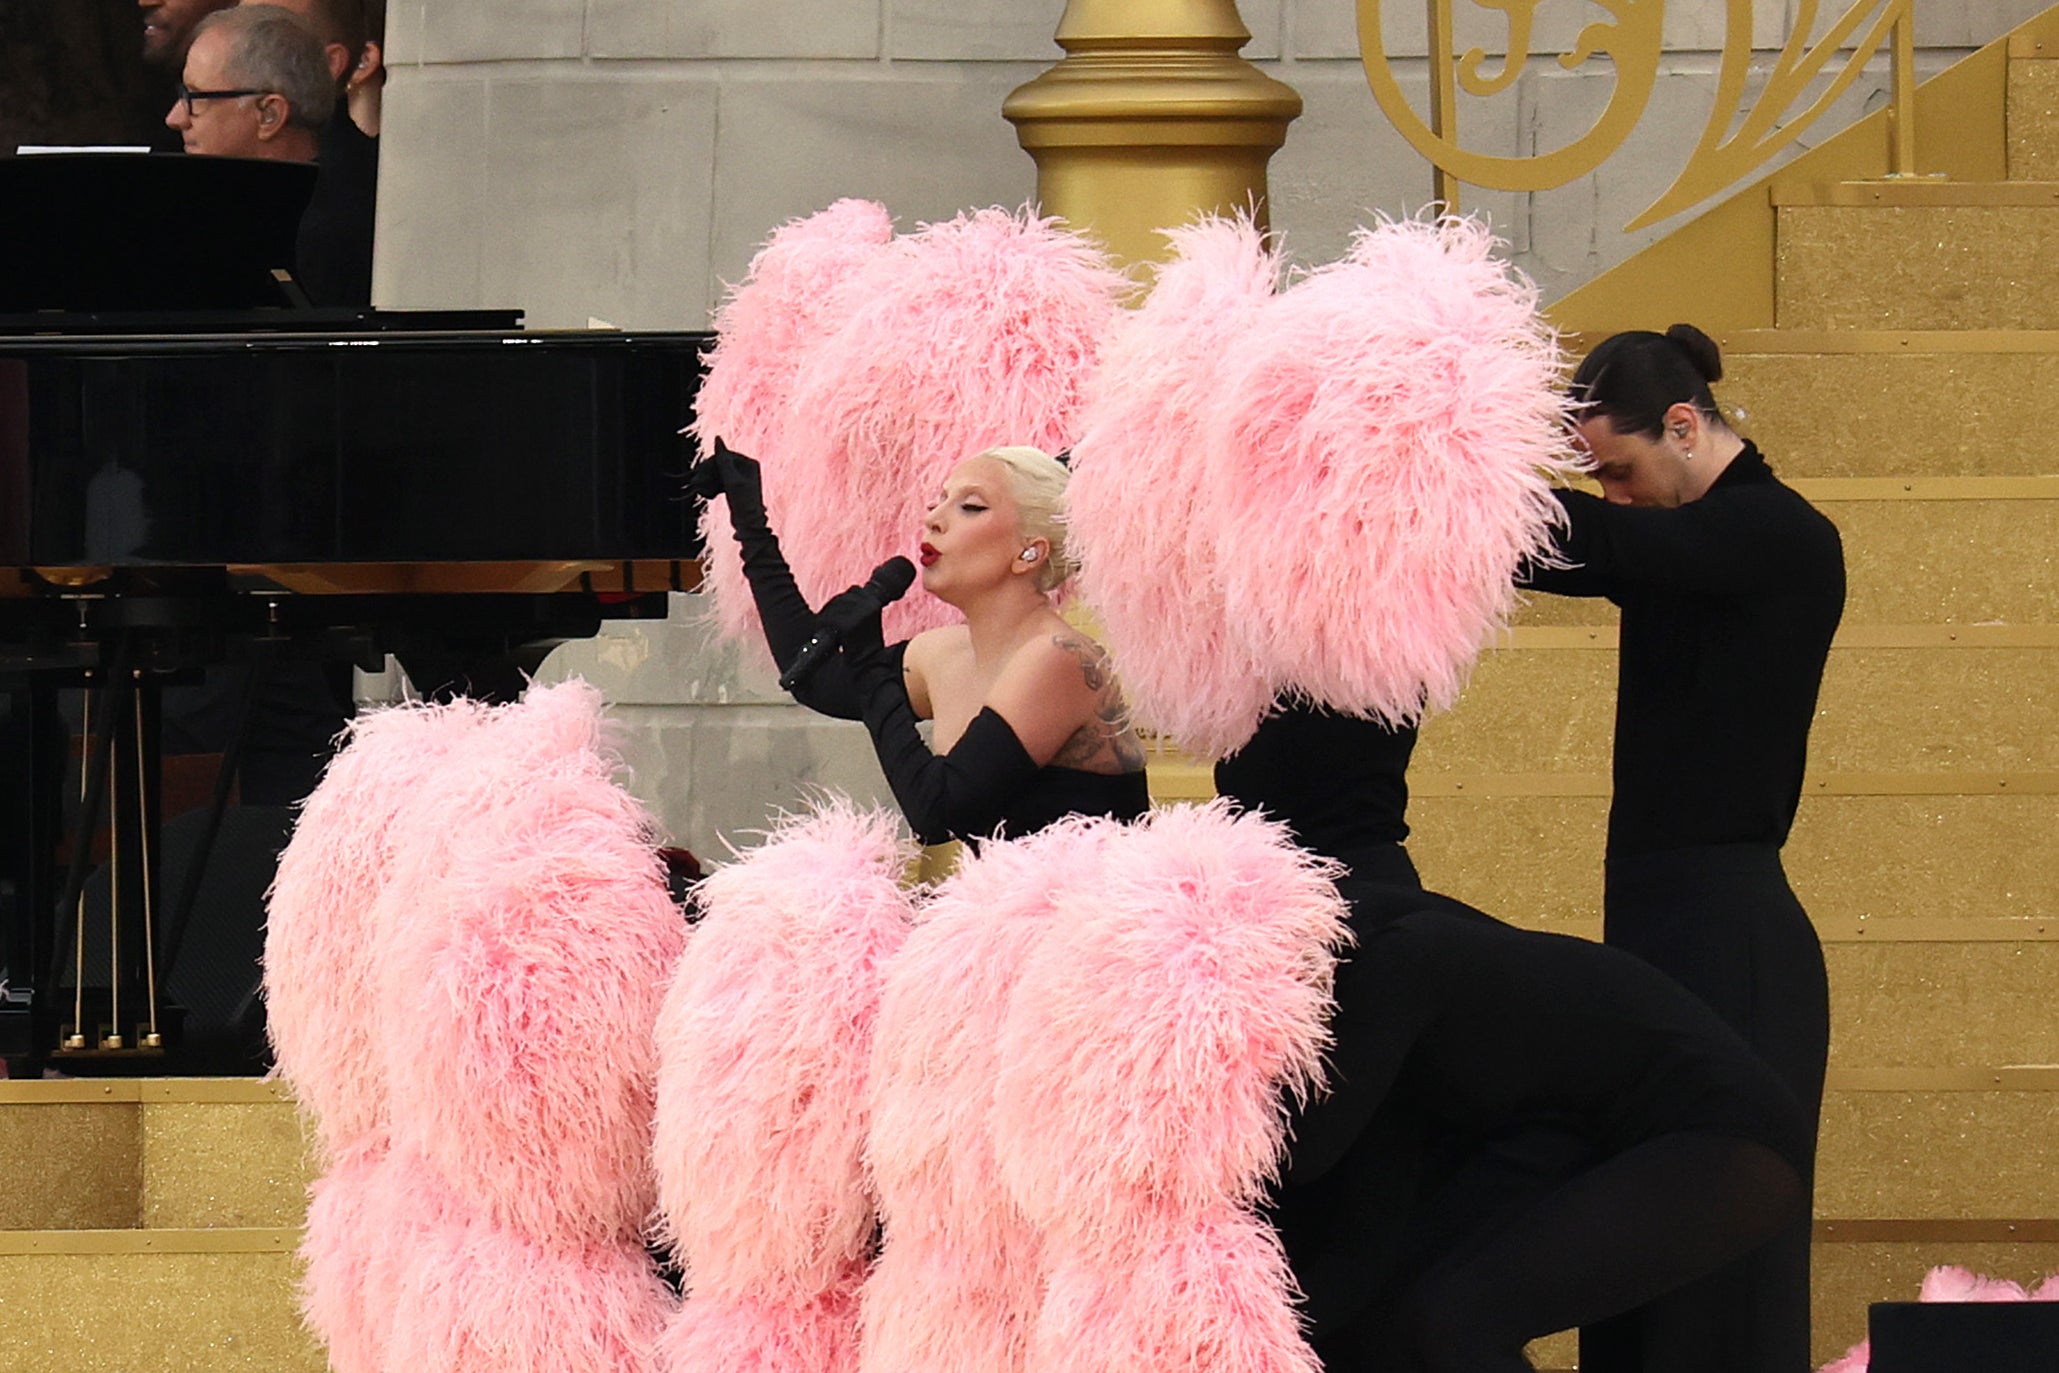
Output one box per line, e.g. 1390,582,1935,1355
1359,0,1920,228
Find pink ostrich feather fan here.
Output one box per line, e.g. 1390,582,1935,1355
691,200,898,655
858,1230,1041,1373
859,821,1114,1373
658,1273,865,1373
695,204,1129,655
652,799,916,1301
265,697,486,1160
867,814,1114,1240
378,682,685,1250
992,803,1348,1246
1209,216,1579,737
384,1206,675,1373
1027,1207,1318,1373
1067,216,1285,757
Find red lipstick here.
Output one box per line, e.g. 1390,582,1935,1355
919,543,939,567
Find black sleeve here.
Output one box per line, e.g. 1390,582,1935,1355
849,643,1041,846
705,474,863,719
1518,489,1616,598
1529,486,1831,598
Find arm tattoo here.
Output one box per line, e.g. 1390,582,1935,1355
1053,632,1109,692
1046,632,1146,772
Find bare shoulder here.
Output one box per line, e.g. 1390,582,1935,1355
903,624,969,720
904,624,968,672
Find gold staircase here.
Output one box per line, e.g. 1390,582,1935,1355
0,1078,322,1371
1406,6,2059,1365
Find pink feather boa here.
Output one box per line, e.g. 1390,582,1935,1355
1071,215,1579,757
689,203,1130,660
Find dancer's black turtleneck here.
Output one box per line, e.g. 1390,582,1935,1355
1524,441,1845,858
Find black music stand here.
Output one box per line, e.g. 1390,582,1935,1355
0,152,317,311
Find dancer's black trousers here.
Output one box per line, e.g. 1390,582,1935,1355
1583,842,1829,1373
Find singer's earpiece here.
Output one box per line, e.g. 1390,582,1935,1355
1019,548,1039,562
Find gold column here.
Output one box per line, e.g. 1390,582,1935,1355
1003,0,1302,271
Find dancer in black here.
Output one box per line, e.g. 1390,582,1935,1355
1523,324,1846,1372
1218,705,1810,1373
691,441,1149,844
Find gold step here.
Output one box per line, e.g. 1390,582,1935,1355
1412,645,2057,777
1243,790,2056,928
0,1081,310,1233
1774,190,2059,331
1829,945,2059,1067
1820,1079,2059,1219
1509,492,2059,627
0,1230,321,1373
2009,45,2059,180
1721,345,2059,477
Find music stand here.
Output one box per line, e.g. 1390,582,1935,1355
0,152,318,311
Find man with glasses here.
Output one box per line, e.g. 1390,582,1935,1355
165,4,329,159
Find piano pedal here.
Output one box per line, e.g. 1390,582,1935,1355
53,1023,168,1059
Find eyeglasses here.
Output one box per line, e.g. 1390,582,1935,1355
174,84,272,118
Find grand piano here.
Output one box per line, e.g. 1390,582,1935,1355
0,152,709,1074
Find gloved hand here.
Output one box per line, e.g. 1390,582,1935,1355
688,438,862,719
686,437,764,514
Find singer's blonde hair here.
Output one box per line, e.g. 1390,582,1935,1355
976,445,1076,593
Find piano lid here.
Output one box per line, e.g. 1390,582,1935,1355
0,153,316,312
0,328,712,568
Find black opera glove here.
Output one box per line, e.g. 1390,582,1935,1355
684,436,760,508
690,437,861,719
843,607,1041,847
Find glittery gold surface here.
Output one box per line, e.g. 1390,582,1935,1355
0,1105,141,1230
1409,792,2054,929
1409,796,1609,928
0,1250,324,1372
1509,591,1622,629
141,1102,315,1230
1524,1328,1575,1370
1413,651,1615,774
1813,1242,2059,1368
1786,795,2059,922
2007,59,2059,180
1827,943,2059,1066
1413,648,2056,775
1820,500,2059,624
1779,206,2059,331
1818,1092,2059,1217
1811,648,2056,772
1719,351,2059,478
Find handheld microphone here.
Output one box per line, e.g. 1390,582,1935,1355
777,556,918,692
